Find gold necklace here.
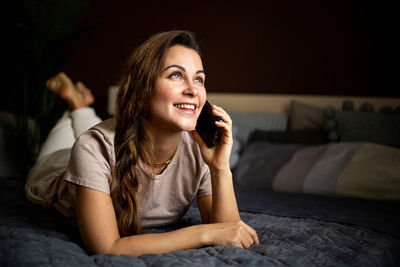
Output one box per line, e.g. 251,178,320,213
152,151,176,167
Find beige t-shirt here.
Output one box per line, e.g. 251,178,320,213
64,118,212,228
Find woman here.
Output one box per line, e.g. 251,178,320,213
26,30,259,256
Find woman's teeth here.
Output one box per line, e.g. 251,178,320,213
174,104,195,110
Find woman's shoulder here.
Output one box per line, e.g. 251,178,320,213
91,118,116,139
180,131,201,156
76,118,116,148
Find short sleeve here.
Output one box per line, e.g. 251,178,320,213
63,129,113,195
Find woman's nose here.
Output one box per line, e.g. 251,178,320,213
183,81,198,96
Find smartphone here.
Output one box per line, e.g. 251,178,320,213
195,100,222,147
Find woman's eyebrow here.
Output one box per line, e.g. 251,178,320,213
163,64,205,75
163,64,185,72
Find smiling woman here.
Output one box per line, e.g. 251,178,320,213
24,30,259,257
148,45,206,134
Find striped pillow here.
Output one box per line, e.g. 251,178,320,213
234,141,400,200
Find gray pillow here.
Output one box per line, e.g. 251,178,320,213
228,111,288,170
289,101,325,130
325,107,400,148
233,142,299,189
229,125,241,169
229,111,288,145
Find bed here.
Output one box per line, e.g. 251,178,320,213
1,92,400,266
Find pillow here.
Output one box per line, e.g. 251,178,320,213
325,106,400,148
233,142,300,189
229,111,288,144
229,125,241,169
229,111,288,169
248,129,329,145
233,141,400,200
289,101,325,130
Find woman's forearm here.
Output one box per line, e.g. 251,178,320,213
108,219,258,257
108,224,208,257
210,169,240,223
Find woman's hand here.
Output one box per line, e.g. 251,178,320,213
192,104,233,173
203,220,259,249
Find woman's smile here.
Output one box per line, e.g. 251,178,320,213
173,103,198,114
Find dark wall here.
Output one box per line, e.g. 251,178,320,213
62,0,398,117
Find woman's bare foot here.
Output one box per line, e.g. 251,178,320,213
46,72,94,110
76,81,95,106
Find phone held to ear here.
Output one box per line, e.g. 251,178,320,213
195,100,222,147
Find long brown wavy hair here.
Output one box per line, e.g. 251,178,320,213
112,30,202,236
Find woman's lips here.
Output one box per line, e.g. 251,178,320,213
174,103,197,114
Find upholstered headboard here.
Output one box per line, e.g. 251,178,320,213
207,93,400,114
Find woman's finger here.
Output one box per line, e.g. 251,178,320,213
212,106,232,137
243,223,259,244
215,120,232,140
241,234,252,249
212,105,232,126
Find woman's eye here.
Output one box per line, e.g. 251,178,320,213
195,77,204,84
170,73,181,79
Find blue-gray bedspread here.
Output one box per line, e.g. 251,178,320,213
1,176,399,266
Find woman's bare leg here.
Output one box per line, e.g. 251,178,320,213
37,73,100,160
26,72,102,206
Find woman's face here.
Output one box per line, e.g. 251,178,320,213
148,45,206,133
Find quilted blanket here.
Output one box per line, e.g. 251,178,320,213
1,176,400,266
